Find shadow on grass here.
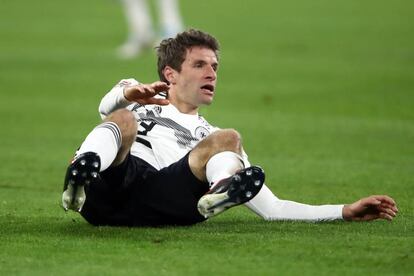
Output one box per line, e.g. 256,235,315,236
1,211,400,244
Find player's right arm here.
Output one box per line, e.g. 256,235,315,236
123,81,169,105
99,79,169,119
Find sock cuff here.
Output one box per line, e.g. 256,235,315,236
95,122,122,149
206,151,245,186
207,151,245,168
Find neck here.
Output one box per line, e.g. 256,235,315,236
168,89,199,115
170,99,199,115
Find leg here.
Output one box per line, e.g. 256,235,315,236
118,0,155,59
103,109,137,167
157,0,184,38
189,129,243,183
189,129,265,218
62,109,137,211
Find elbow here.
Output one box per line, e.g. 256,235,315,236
98,100,109,119
98,108,107,120
99,109,105,116
98,110,107,118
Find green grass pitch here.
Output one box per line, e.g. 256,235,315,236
1,0,413,274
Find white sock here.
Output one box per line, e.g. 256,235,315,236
206,151,245,188
76,122,122,172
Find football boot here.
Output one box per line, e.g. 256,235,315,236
62,152,100,212
197,166,265,218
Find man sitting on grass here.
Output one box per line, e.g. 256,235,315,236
62,29,398,226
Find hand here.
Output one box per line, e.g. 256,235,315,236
342,195,398,221
124,81,170,106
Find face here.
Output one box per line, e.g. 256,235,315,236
166,46,218,111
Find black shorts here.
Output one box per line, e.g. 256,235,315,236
80,153,210,227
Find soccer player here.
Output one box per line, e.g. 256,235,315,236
62,29,398,226
117,0,184,59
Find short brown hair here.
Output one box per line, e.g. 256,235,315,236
156,29,220,83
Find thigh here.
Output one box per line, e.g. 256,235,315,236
81,152,210,226
132,153,210,226
80,153,150,226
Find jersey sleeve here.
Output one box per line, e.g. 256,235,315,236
242,149,344,222
245,185,344,222
98,78,138,119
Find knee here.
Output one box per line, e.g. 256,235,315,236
211,129,242,153
105,109,137,137
189,129,242,180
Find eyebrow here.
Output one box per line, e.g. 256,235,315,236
193,60,219,67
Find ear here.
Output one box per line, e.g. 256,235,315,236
163,66,177,85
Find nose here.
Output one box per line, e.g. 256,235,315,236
205,65,216,81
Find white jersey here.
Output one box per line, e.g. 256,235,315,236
129,103,218,169
99,78,218,169
99,79,344,222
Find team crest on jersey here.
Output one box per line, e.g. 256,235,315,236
154,105,162,114
195,126,209,140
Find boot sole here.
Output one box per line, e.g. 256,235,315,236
62,152,100,212
197,166,265,218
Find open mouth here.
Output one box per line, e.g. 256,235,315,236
200,84,215,92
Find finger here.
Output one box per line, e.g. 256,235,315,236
362,196,381,206
151,81,170,92
142,84,157,95
380,202,399,213
378,206,397,218
130,85,153,97
372,195,397,206
145,98,170,106
379,212,393,221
